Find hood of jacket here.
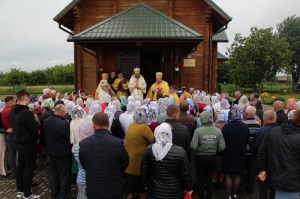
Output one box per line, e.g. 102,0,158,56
281,119,300,134
13,104,29,114
200,111,213,126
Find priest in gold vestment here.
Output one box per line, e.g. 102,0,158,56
112,71,129,98
95,73,116,102
146,72,170,100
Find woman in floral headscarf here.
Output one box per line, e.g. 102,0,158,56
70,105,91,183
125,109,154,199
42,98,54,121
220,105,249,199
146,101,160,132
157,98,168,123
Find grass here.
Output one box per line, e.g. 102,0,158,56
0,85,74,95
221,83,292,94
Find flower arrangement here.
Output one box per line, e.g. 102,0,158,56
174,61,184,71
98,60,107,72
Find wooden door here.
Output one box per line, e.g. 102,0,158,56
116,51,140,79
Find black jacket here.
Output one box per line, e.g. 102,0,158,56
256,108,264,126
43,114,71,158
10,104,38,144
79,129,129,199
165,119,191,156
250,123,277,158
256,120,300,192
110,117,125,139
141,145,193,199
276,110,288,126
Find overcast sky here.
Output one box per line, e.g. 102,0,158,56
0,0,299,73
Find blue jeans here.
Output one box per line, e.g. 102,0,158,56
275,190,299,199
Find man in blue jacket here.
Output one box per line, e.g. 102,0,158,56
79,112,129,199
251,110,277,199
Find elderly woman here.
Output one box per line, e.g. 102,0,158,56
42,98,54,121
141,123,193,199
74,121,94,199
83,98,93,114
220,99,231,122
199,96,210,113
146,101,160,132
221,105,249,199
193,94,201,112
65,101,75,122
119,101,137,142
125,109,154,199
286,98,296,115
157,98,168,123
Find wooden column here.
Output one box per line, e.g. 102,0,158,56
203,6,212,93
73,6,82,90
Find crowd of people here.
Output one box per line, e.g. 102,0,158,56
0,71,300,199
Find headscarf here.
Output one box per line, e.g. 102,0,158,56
78,121,94,140
43,98,54,110
238,95,249,110
120,96,127,107
90,103,101,115
85,98,92,108
288,110,296,120
71,105,85,119
111,100,121,111
141,105,149,113
228,105,242,122
34,102,42,112
76,98,84,108
211,96,219,106
64,93,69,100
127,96,135,103
146,101,159,124
203,105,213,114
104,104,117,129
167,97,176,106
202,96,210,106
220,99,230,109
193,94,200,104
143,98,151,106
126,101,137,114
30,94,37,104
28,104,34,112
135,101,142,109
297,101,300,106
66,101,75,115
286,98,296,111
186,98,194,107
133,109,147,124
215,112,226,122
88,100,100,115
158,98,167,113
104,94,111,103
152,123,173,161
0,102,5,112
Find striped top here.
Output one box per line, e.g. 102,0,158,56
74,143,86,185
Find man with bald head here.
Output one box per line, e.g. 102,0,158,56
273,100,288,126
251,110,277,199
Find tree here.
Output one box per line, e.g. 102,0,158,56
29,70,48,85
217,62,230,84
277,15,300,90
227,27,293,92
52,63,74,85
5,68,30,86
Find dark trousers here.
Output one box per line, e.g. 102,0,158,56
49,155,71,199
239,156,256,194
258,179,275,199
5,134,18,175
16,143,37,197
195,155,216,199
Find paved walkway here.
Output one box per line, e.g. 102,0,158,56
0,157,262,199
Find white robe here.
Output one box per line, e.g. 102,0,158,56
128,75,147,100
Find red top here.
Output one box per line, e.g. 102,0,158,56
198,103,207,113
1,106,12,130
148,122,160,133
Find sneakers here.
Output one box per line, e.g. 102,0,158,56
17,192,24,198
23,193,41,199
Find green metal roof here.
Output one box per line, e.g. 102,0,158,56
213,31,228,42
68,3,203,41
217,52,228,61
53,0,78,21
205,0,232,22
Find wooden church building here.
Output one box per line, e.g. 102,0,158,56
54,0,231,94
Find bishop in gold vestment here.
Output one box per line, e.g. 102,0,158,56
146,72,170,100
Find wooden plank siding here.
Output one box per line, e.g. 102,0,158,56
72,0,221,94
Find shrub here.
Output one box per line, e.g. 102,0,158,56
274,96,285,103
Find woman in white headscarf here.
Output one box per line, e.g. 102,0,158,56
202,96,213,114
65,101,75,122
140,123,193,199
83,98,93,114
199,96,210,113
119,101,137,142
146,101,160,132
125,109,154,199
87,101,102,120
220,99,231,122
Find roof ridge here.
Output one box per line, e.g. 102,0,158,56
73,3,202,38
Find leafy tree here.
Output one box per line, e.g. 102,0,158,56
52,63,74,85
217,62,230,84
227,27,293,93
277,15,300,89
5,68,30,86
29,70,48,85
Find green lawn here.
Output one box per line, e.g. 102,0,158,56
221,83,292,94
